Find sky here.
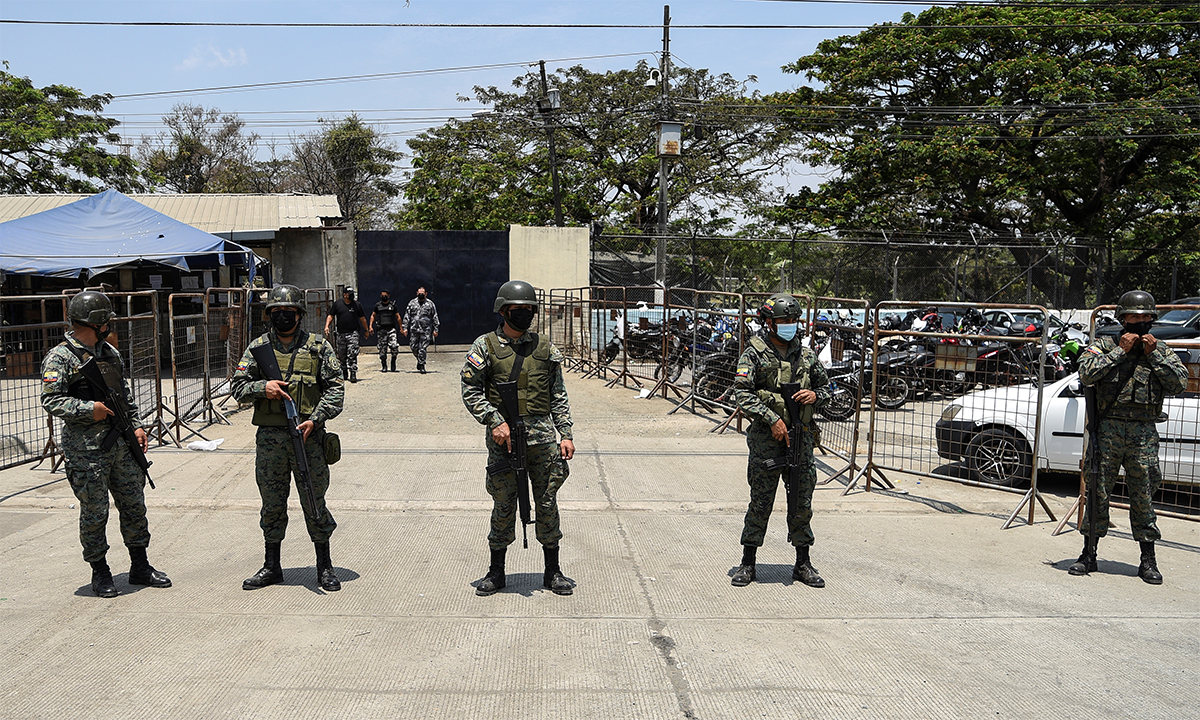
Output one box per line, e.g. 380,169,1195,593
0,0,917,175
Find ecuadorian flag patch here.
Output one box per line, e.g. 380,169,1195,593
1085,346,1102,355
735,365,750,378
42,369,60,383
466,351,485,369
237,359,250,372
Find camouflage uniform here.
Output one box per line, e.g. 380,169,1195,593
461,326,573,550
41,335,151,562
373,299,400,366
231,328,344,543
730,332,831,548
1078,335,1187,541
404,297,440,368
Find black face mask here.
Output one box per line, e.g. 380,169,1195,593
505,307,535,332
381,296,389,303
1124,320,1154,337
86,323,111,343
270,309,299,333
418,294,427,302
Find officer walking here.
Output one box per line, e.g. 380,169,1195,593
729,294,830,588
1073,290,1187,584
401,286,440,373
41,291,171,598
461,281,575,596
324,286,367,383
233,285,346,592
369,289,400,372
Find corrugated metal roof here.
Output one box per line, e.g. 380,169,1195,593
0,193,342,232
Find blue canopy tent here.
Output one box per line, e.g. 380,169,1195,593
0,189,260,282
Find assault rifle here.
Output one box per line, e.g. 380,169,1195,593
250,344,320,516
762,382,813,520
78,357,154,489
486,380,532,548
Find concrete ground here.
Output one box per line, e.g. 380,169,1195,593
1,345,1196,720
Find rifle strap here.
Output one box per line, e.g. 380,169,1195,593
507,331,536,383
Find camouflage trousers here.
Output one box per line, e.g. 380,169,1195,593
484,438,568,550
377,328,399,360
254,426,337,544
740,426,817,548
334,331,360,375
1080,417,1162,542
62,429,150,563
408,329,432,366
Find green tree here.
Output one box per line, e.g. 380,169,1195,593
396,61,793,241
768,0,1200,305
0,66,143,193
290,114,402,229
138,104,262,193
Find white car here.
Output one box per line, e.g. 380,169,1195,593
935,354,1199,487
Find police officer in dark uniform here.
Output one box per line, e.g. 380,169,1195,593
41,291,171,598
232,285,346,592
369,289,401,372
1074,290,1187,584
729,293,831,588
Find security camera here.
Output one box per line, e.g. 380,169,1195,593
644,69,661,87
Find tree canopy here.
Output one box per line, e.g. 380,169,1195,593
290,115,403,229
768,0,1200,304
0,66,143,194
396,61,793,238
138,104,262,193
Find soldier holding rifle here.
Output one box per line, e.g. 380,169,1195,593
232,285,345,592
461,281,575,596
1073,290,1187,584
41,291,171,598
729,294,830,588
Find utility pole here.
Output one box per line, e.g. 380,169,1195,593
654,5,672,294
538,60,565,227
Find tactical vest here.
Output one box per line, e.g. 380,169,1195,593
252,333,325,426
375,301,398,328
1092,338,1171,421
484,331,553,417
65,340,124,402
748,336,814,423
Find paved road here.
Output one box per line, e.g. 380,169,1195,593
1,346,1196,720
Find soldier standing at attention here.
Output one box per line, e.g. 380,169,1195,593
324,286,367,383
729,294,830,588
369,289,400,372
233,285,346,592
1073,290,1187,584
401,286,440,374
41,291,171,598
461,281,575,596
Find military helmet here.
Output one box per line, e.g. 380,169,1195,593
67,291,116,326
758,293,803,321
1116,290,1157,321
265,284,306,313
493,280,538,313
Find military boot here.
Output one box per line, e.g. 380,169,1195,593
418,363,426,374
127,546,172,588
380,356,388,372
390,356,397,372
543,546,573,595
90,558,118,598
350,370,358,383
315,542,341,592
1068,537,1099,576
731,545,757,587
243,542,284,590
793,545,825,588
476,548,506,596
1138,541,1163,585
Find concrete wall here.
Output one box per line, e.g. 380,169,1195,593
508,225,589,292
270,224,356,291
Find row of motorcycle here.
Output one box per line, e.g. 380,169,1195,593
600,307,1091,422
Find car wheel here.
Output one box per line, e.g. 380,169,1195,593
966,428,1032,487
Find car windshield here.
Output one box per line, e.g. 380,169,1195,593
1008,311,1059,327
1156,309,1198,325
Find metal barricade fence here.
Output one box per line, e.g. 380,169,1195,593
667,289,746,422
107,292,169,446
305,289,335,337
166,292,214,443
546,287,592,373
582,286,624,383
1053,306,1200,533
205,288,248,406
809,296,872,492
0,294,69,470
863,301,1056,527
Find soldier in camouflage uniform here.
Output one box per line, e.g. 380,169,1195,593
402,286,440,373
461,280,575,596
233,285,346,592
729,294,831,588
41,291,171,598
1073,290,1187,584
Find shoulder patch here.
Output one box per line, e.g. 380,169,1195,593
466,350,485,369
1085,346,1102,355
736,365,751,378
42,369,60,383
237,359,251,372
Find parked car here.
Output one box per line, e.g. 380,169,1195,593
935,348,1199,487
1095,298,1200,340
980,308,1090,344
